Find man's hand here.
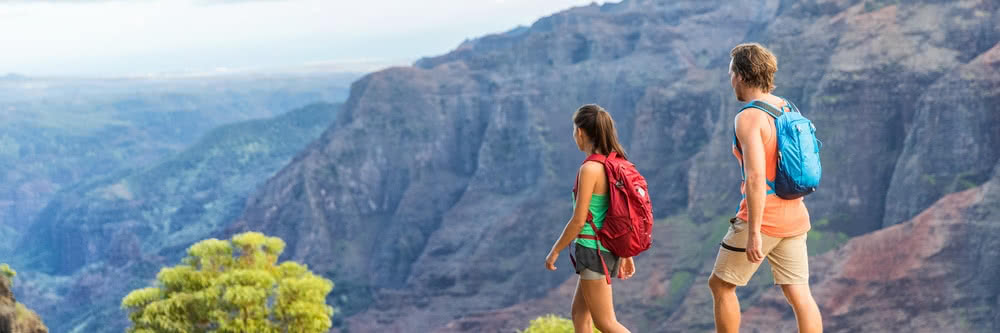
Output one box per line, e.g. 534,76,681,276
545,250,559,271
746,232,764,263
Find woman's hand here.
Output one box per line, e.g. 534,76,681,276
545,250,559,271
619,257,635,279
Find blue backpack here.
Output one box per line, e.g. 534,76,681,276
734,98,822,199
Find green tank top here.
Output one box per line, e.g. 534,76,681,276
574,192,609,252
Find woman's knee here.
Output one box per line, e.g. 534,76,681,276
592,317,618,332
571,307,590,320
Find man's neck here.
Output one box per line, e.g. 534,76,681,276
742,90,771,102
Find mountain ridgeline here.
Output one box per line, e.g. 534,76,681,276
225,0,1000,332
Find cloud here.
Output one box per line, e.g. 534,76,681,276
0,0,606,76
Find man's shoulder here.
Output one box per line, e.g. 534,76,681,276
735,107,771,127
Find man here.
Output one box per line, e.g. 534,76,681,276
708,43,823,332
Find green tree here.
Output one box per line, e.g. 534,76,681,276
0,263,14,281
122,232,334,333
520,314,600,333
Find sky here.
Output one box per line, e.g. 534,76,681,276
0,0,608,77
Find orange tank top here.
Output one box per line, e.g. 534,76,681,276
733,106,811,238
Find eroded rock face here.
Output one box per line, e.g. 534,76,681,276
227,0,998,331
883,42,1000,228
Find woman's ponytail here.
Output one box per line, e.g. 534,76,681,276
573,104,628,159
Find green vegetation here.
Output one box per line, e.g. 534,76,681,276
0,263,14,280
918,170,989,200
864,0,900,12
922,174,937,186
12,302,47,332
121,103,340,253
665,271,695,308
817,94,843,105
121,232,334,333
805,218,849,256
951,171,988,192
807,228,850,256
520,314,599,333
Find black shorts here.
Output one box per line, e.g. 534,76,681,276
573,243,621,279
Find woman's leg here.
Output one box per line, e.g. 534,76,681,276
571,277,594,332
580,275,630,333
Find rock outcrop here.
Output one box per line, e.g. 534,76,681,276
0,274,47,333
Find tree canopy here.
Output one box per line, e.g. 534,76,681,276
0,263,14,280
520,314,600,333
122,232,334,333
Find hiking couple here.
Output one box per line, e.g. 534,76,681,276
545,43,824,333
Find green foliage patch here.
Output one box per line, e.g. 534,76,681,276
122,232,335,333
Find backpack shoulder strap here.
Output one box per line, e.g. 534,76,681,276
781,97,801,114
585,153,607,164
735,99,786,152
741,100,783,119
733,101,778,194
734,100,776,153
574,154,609,284
573,153,608,196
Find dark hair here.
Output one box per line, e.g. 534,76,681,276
730,43,778,92
573,104,628,159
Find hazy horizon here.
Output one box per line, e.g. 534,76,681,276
0,0,608,78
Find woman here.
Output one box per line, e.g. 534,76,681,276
545,104,635,333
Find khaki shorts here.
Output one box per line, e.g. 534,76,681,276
711,218,809,286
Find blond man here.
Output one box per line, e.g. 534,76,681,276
708,43,823,333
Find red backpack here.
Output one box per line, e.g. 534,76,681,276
571,152,654,284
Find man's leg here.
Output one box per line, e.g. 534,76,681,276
780,284,823,333
709,218,772,333
708,274,740,333
769,233,822,332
